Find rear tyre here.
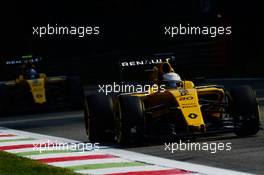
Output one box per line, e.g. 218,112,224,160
117,95,144,145
85,95,115,143
230,86,260,136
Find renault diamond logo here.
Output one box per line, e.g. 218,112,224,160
188,113,198,119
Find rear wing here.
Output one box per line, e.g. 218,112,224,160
0,55,43,81
118,53,176,83
5,55,42,65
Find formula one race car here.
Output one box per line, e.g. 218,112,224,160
0,55,84,116
84,61,260,145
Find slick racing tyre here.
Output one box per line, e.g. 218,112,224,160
66,77,84,109
85,95,115,143
117,95,144,145
230,86,260,136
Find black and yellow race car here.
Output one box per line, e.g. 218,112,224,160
0,55,84,116
84,61,260,145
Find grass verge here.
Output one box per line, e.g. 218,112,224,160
0,151,80,175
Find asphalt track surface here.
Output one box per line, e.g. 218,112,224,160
0,79,264,175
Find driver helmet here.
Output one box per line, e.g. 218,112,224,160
27,68,38,79
162,72,181,88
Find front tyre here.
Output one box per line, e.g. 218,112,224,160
84,95,115,143
230,86,260,136
116,95,144,145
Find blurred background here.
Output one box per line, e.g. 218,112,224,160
0,0,263,83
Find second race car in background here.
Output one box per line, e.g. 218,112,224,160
0,55,84,116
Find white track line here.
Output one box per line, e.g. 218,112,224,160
0,127,76,143
28,151,105,160
48,158,132,167
0,127,254,175
6,147,64,153
0,139,56,146
106,148,253,175
0,136,32,141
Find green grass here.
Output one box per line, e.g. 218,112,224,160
0,151,80,175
